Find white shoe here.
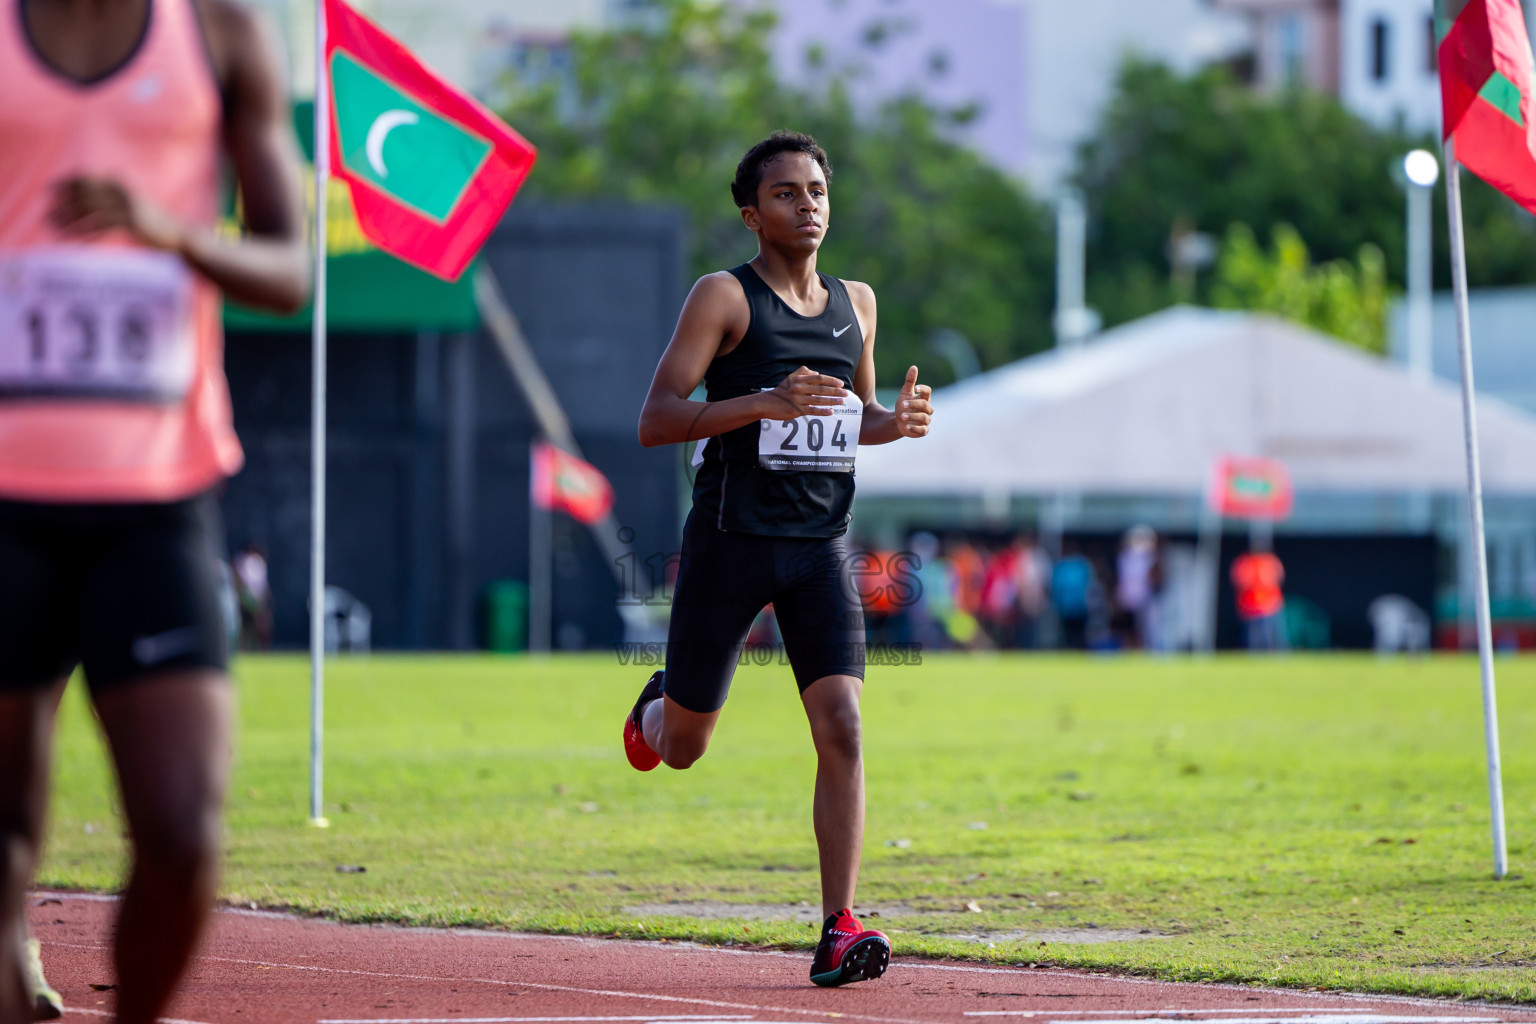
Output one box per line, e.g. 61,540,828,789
23,938,63,1021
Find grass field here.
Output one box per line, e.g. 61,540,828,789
38,653,1536,1002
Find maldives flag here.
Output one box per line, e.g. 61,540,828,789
532,442,614,526
324,0,537,281
1437,0,1536,215
1208,455,1294,521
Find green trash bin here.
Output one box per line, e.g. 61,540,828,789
484,580,529,653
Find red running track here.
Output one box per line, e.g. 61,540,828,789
26,892,1535,1024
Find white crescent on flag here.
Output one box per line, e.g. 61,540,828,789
364,109,419,178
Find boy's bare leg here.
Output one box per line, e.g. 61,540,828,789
642,695,722,771
800,675,864,918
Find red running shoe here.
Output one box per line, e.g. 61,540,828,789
809,909,890,987
623,671,664,771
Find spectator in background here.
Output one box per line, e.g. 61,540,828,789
906,532,953,650
1052,544,1099,650
980,542,1021,648
1114,525,1160,650
946,539,988,649
853,545,903,647
1231,550,1286,651
233,544,273,651
1015,534,1052,649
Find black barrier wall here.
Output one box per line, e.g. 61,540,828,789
222,206,686,650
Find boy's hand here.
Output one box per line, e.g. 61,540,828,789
764,366,848,420
894,365,933,438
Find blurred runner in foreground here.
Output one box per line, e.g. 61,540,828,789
0,1,307,1021
626,131,933,987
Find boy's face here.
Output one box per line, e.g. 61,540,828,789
742,151,828,254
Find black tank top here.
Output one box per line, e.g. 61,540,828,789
691,263,864,537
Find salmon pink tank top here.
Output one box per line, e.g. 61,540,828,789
0,0,242,503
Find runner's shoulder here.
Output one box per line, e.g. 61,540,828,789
193,0,282,90
695,269,749,297
839,279,876,323
687,270,750,319
839,278,875,306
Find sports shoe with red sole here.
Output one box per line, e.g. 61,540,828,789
624,671,664,771
809,909,890,987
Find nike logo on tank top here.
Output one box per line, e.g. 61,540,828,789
690,263,863,538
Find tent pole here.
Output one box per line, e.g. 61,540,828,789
1443,138,1507,879
475,266,647,640
308,0,330,829
529,440,552,654
1196,505,1221,654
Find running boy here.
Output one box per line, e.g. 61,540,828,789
626,131,934,987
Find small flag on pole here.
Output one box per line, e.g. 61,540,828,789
1207,455,1294,521
324,0,537,281
532,442,615,526
1437,0,1536,214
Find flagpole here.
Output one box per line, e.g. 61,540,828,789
1442,138,1507,879
308,0,331,829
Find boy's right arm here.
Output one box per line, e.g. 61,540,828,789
637,273,849,448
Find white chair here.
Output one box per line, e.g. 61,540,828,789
323,586,373,653
1368,595,1430,654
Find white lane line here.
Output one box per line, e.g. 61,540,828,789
1048,1018,1508,1024
34,891,119,903
318,1018,759,1024
44,942,933,1024
34,896,1530,1023
66,1009,216,1024
965,1013,1388,1019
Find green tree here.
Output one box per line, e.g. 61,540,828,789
1211,224,1389,353
1075,59,1536,330
496,0,1056,385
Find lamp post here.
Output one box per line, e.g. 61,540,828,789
1403,149,1440,384
1054,191,1100,347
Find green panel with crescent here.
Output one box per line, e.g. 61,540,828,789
330,50,493,223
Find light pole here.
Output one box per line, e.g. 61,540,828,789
1054,191,1100,348
1403,149,1440,384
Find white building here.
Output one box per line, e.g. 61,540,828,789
255,0,1253,189
1339,0,1440,131
763,0,1252,188
250,0,1536,184
1215,0,1536,134
247,0,613,94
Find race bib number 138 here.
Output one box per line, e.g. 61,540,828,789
0,247,197,403
759,390,863,472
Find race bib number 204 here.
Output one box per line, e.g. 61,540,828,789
759,389,863,472
0,247,197,403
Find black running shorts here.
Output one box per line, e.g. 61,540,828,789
663,509,866,714
0,492,230,692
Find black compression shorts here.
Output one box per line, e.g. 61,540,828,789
0,491,230,692
662,509,866,714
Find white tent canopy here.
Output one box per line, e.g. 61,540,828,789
858,307,1536,497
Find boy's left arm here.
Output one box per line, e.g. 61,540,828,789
847,280,933,444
